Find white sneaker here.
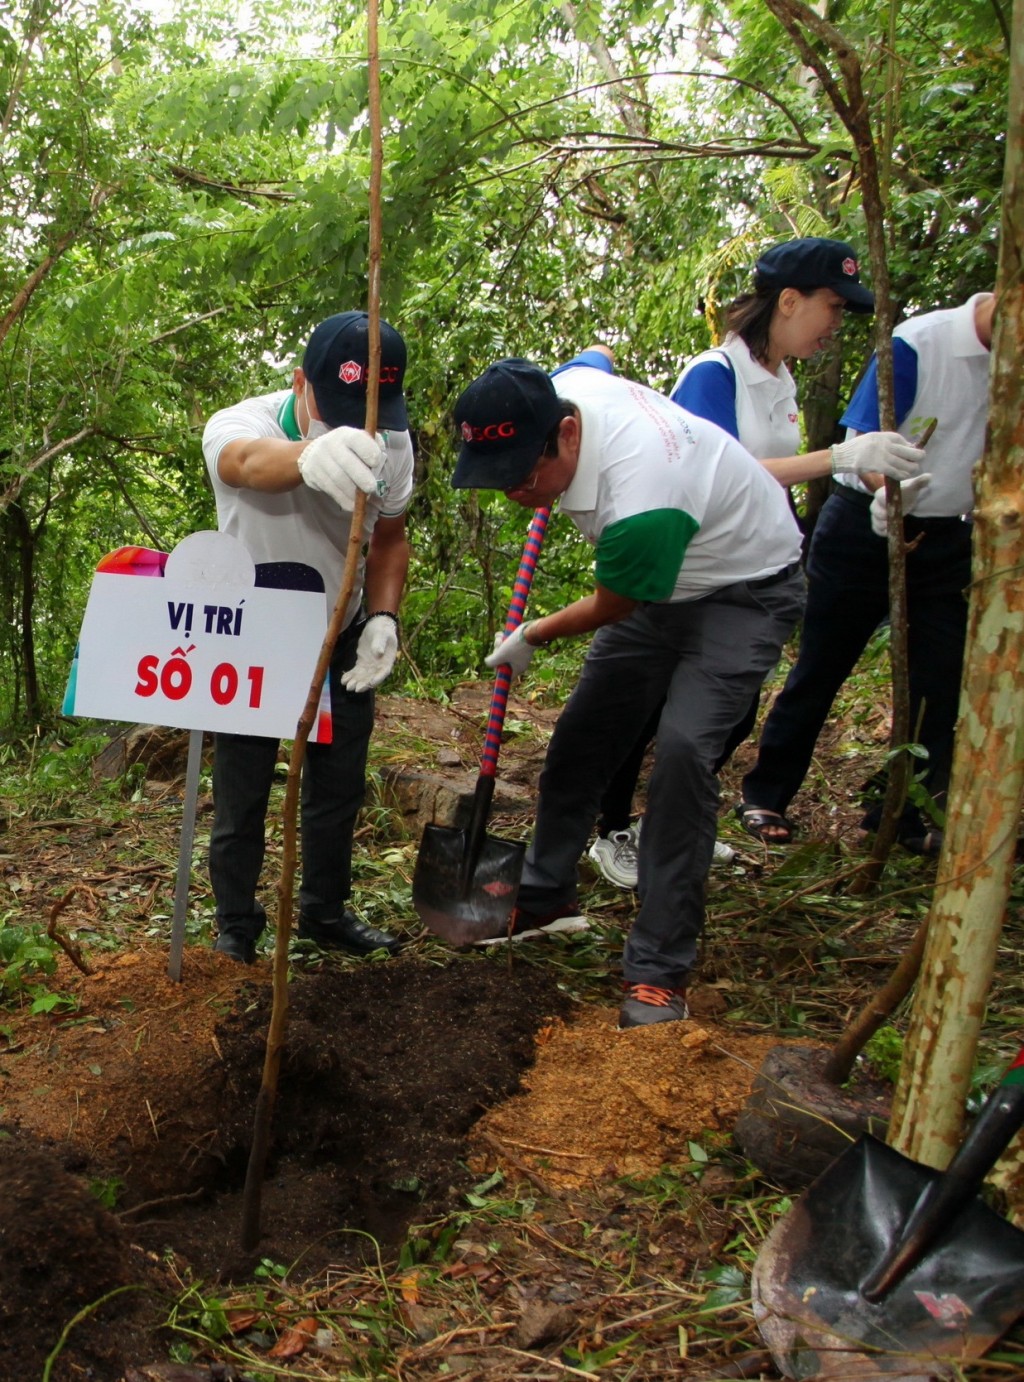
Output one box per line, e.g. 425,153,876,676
590,822,734,887
588,825,640,889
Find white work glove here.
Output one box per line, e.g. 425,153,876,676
484,622,538,678
869,474,933,537
295,427,385,512
340,614,400,693
831,432,925,481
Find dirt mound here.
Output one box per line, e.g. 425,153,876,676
0,1131,169,1381
474,1002,788,1187
0,936,811,1377
1,947,572,1271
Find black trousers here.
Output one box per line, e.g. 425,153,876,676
741,490,971,831
208,618,373,938
518,573,804,987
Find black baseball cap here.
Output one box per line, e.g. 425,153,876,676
754,237,875,313
452,359,562,489
302,311,409,430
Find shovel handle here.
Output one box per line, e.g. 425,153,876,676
480,506,551,780
862,1044,1024,1301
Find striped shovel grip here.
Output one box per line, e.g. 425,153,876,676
480,506,551,779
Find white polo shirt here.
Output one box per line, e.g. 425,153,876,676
840,294,991,517
203,389,414,626
671,333,802,460
552,366,801,602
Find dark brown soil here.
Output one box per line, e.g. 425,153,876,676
0,952,572,1379
0,680,989,1380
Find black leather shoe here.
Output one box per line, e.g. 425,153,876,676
213,929,257,964
297,911,400,956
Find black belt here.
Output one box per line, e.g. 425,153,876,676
749,561,802,589
831,483,873,510
831,483,971,530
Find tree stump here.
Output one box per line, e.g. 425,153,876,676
734,1045,891,1190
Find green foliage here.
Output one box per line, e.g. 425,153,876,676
701,1262,748,1307
0,0,1008,729
88,1175,126,1210
166,1279,232,1343
0,726,119,819
0,917,59,995
863,1024,904,1084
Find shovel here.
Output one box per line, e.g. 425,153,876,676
413,506,551,945
751,1045,1024,1380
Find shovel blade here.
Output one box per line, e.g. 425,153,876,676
412,822,524,946
752,1135,1024,1379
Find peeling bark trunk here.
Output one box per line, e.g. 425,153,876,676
888,1,1024,1165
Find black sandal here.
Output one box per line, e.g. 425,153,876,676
898,828,943,857
735,804,794,845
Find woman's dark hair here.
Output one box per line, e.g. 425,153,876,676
541,401,578,457
726,284,818,365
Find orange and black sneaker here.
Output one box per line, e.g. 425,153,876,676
618,982,689,1029
474,903,589,947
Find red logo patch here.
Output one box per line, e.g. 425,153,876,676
463,421,517,442
842,257,858,277
788,412,798,423
914,1291,972,1327
336,361,400,386
482,880,515,897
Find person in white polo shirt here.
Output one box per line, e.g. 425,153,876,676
739,290,995,854
589,238,921,880
202,311,414,963
451,357,805,1027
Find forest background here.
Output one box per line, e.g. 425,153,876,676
0,3,1018,1375
0,0,1007,732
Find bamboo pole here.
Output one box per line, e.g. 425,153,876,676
239,0,384,1254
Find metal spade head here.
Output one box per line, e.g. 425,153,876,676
751,1134,1024,1380
412,821,524,946
410,506,552,948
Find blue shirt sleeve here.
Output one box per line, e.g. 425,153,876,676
840,338,919,432
671,360,739,440
552,350,615,377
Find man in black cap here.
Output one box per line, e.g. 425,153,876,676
451,355,805,1027
201,311,413,963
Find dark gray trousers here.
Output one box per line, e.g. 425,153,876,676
208,618,374,938
517,573,805,987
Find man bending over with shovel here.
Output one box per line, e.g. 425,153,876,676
202,311,414,964
451,358,804,1027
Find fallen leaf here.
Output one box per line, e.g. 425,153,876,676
224,1307,262,1334
268,1316,318,1358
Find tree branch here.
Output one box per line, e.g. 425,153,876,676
0,185,115,348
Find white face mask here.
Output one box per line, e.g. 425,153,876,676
302,386,330,440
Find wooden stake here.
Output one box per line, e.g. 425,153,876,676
240,0,384,1254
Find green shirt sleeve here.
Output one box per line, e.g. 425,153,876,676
595,508,699,601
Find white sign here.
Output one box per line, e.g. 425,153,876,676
64,532,332,740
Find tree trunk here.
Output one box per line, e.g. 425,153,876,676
760,0,912,890
8,503,41,723
888,0,1024,1165
800,347,844,540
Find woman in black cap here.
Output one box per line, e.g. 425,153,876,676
587,237,924,881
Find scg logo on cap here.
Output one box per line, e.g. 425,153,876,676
338,361,402,386
461,421,517,443
842,257,858,276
